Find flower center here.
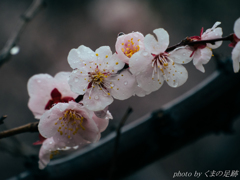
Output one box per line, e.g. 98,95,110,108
121,38,140,58
90,69,109,85
55,110,85,139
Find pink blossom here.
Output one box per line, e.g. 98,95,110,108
38,101,111,147
28,72,77,119
190,22,223,72
129,28,192,93
68,45,136,111
230,18,240,73
115,32,144,64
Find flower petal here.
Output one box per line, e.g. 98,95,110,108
95,46,113,71
105,53,125,73
193,48,212,73
135,63,164,92
145,28,169,54
234,17,240,38
108,69,136,100
232,42,240,73
82,87,114,111
27,74,55,119
92,112,110,132
168,47,193,64
129,50,153,75
164,64,188,87
68,69,90,95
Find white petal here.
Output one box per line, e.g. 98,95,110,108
193,48,212,73
164,64,188,87
105,53,125,73
68,69,90,95
232,42,240,73
95,46,113,71
204,28,223,49
129,50,153,75
144,28,169,54
135,63,164,92
82,87,114,111
108,70,136,100
134,83,152,97
234,17,240,38
168,47,193,64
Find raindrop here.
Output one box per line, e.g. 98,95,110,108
215,33,218,36
74,78,79,82
73,145,79,149
37,80,41,83
94,95,99,100
183,53,186,56
49,141,52,144
10,46,20,55
124,81,128,85
172,80,178,87
142,51,148,56
111,83,115,87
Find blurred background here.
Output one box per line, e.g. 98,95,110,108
0,0,240,179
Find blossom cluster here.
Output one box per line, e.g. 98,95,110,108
27,18,240,169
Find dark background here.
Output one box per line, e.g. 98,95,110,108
0,0,240,179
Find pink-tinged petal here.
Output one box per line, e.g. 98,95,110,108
232,42,240,73
92,112,110,132
164,64,188,87
168,47,193,64
27,74,55,119
78,115,99,142
54,72,78,99
105,53,125,72
135,63,164,92
39,137,56,169
82,87,114,111
94,106,109,119
68,69,90,95
145,28,169,54
193,48,212,73
115,32,144,64
129,50,152,75
38,103,69,138
234,18,240,38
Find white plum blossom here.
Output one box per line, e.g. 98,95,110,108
38,101,112,148
115,31,144,64
27,72,77,119
129,28,192,93
230,17,240,73
68,45,136,111
190,22,223,73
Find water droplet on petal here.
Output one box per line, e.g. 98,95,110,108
172,80,178,87
124,81,128,85
37,80,41,83
10,46,20,55
142,51,148,56
183,53,186,56
215,33,218,36
94,96,99,100
49,141,52,144
74,78,79,82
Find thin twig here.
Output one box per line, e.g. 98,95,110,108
0,0,46,67
109,107,133,180
0,122,38,139
0,115,7,125
166,34,234,52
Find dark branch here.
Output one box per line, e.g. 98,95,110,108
0,122,38,139
0,115,7,125
0,0,46,67
166,34,234,52
75,95,84,103
109,107,133,179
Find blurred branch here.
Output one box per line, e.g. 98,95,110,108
109,107,133,179
0,115,7,125
0,122,38,139
0,0,46,67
